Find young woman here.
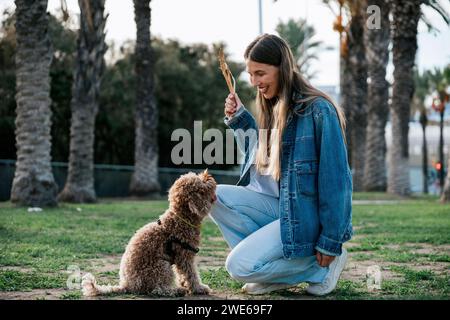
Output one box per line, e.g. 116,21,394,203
209,34,353,296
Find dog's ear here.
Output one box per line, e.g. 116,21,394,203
199,169,208,182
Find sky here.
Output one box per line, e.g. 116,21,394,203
1,0,449,87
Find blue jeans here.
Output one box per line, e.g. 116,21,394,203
209,184,328,285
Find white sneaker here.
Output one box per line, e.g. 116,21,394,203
241,282,296,295
306,249,348,296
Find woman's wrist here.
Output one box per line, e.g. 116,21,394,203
225,105,245,123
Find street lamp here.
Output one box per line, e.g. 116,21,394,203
258,0,263,35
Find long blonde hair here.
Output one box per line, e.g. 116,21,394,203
244,34,346,181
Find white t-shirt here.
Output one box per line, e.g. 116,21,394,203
226,107,279,198
245,164,280,198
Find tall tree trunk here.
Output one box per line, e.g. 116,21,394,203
438,109,445,192
58,0,107,203
441,152,450,202
340,41,353,167
363,0,390,191
130,0,160,196
347,1,368,191
335,1,352,166
420,109,428,194
387,0,421,196
11,0,58,207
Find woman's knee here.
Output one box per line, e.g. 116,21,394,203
225,251,261,282
215,184,235,205
225,254,246,281
210,184,236,218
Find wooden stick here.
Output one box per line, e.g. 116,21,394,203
218,48,236,94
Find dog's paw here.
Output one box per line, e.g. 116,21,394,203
192,284,211,295
81,273,97,296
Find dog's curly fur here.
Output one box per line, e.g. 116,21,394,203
82,170,217,297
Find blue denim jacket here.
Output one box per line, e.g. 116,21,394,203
224,96,353,258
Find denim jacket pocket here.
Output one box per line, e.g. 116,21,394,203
295,160,318,199
294,136,317,161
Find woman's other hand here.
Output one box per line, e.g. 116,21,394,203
315,251,336,267
224,92,242,118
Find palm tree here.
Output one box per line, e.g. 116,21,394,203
325,0,352,152
325,0,368,191
129,0,160,196
388,0,422,196
363,0,390,192
428,66,450,193
440,66,450,202
388,0,449,196
347,0,368,192
58,0,107,203
276,18,332,79
442,152,450,202
10,0,58,207
413,69,432,194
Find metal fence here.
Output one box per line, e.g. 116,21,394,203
0,159,240,201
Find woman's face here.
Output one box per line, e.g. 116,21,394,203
246,59,280,99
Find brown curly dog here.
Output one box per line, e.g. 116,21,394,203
82,170,217,297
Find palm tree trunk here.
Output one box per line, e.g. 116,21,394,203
58,0,107,203
438,109,445,191
11,0,58,207
387,0,421,196
130,0,160,196
340,42,353,167
441,152,450,202
347,1,368,192
363,0,390,191
420,110,428,194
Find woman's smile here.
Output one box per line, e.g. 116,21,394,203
246,59,280,99
258,86,268,95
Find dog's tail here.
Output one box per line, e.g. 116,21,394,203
81,273,125,296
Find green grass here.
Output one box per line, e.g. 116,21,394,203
352,199,450,245
0,201,168,272
352,192,440,202
200,267,243,292
352,192,407,201
327,279,367,299
0,193,449,299
60,290,82,300
381,266,450,298
0,270,65,291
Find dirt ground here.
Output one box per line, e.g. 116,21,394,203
2,241,448,300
